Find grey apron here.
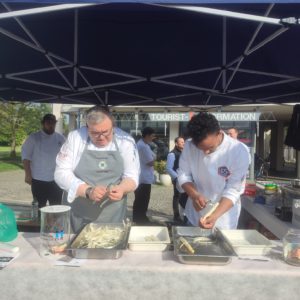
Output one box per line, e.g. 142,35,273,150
62,135,126,233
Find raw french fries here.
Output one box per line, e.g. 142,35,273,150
179,237,195,254
203,202,219,220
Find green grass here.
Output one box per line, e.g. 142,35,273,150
0,146,23,172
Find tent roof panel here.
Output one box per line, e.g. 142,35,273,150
1,2,300,106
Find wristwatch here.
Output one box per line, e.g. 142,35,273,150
85,186,93,199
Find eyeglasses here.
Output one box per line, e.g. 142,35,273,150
88,127,113,138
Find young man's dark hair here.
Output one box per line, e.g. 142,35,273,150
41,113,57,124
141,127,155,137
187,112,220,145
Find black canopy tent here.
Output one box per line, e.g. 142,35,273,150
1,1,300,107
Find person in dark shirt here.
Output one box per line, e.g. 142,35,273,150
166,137,187,222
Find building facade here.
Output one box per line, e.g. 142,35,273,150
53,103,299,179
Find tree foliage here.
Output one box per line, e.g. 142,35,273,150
0,101,51,158
154,160,167,174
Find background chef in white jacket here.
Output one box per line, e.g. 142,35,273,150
55,106,140,232
177,112,250,229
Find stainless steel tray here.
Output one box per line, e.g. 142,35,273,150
1,202,33,221
172,226,237,265
68,223,130,259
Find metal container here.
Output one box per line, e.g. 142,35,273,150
69,223,130,259
281,185,300,208
292,199,300,229
172,226,237,265
291,179,300,189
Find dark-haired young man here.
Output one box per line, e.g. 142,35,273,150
132,127,156,224
177,112,250,229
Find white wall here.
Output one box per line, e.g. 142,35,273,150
52,104,63,134
169,122,179,151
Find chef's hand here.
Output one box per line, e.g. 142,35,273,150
199,214,217,229
191,192,207,212
107,185,124,201
89,185,107,202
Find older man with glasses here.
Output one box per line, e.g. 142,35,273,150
55,106,140,233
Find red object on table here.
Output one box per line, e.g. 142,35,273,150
243,183,257,197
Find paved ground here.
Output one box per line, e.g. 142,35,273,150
0,170,175,222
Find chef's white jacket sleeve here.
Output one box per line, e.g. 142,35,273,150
221,144,250,204
177,143,193,191
55,131,84,203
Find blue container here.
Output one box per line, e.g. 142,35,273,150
254,195,266,205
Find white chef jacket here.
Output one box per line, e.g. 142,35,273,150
21,130,65,182
54,126,140,203
177,133,250,229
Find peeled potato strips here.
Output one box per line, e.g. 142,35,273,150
193,236,215,244
72,224,125,249
179,237,195,254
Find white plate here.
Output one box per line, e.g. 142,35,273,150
128,226,170,251
220,230,274,256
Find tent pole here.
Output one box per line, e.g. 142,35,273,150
73,9,78,88
297,152,300,179
224,4,274,90
0,3,96,20
165,5,297,26
222,16,227,91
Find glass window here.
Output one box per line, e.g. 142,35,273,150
113,112,170,160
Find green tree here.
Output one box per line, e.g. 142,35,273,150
0,101,51,159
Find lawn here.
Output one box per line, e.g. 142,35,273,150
0,146,23,172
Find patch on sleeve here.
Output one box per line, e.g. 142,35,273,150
218,166,231,178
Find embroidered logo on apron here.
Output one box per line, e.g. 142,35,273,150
218,166,231,178
98,160,108,170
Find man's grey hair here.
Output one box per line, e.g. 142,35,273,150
85,106,114,125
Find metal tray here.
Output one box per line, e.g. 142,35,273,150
68,222,130,259
172,226,237,265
